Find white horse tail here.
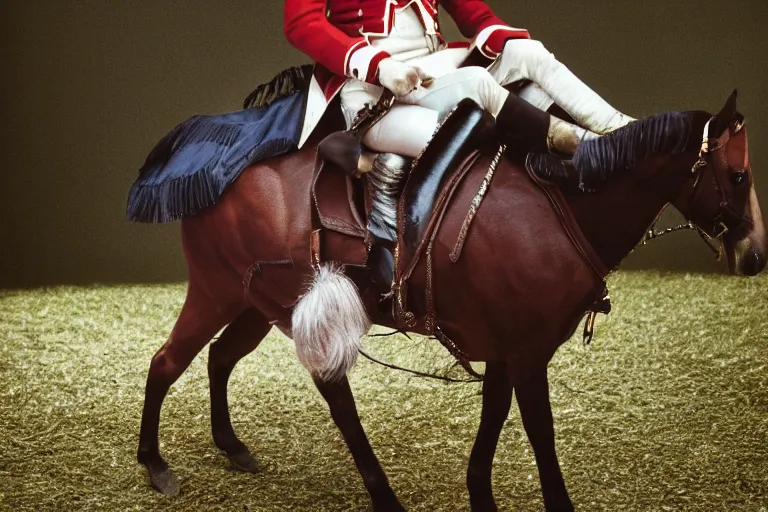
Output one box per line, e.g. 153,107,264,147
291,263,370,381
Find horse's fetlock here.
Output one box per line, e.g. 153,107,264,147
137,448,166,470
213,434,246,454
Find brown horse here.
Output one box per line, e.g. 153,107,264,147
136,91,765,511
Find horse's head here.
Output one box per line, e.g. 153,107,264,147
674,91,767,275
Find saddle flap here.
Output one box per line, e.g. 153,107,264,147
312,156,369,266
313,156,368,238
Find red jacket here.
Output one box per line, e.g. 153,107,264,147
284,0,530,86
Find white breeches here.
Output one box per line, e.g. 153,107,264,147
341,7,628,157
341,41,558,157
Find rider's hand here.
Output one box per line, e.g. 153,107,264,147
377,58,433,97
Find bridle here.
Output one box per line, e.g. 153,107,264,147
647,115,751,256
685,116,751,237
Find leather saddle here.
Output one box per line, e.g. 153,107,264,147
310,96,608,335
311,98,496,298
309,79,541,276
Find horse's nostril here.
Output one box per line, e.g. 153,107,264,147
741,249,765,276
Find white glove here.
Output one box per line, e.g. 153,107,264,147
377,58,433,97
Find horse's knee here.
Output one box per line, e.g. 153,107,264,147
147,348,177,384
207,341,226,372
466,464,490,485
207,338,238,377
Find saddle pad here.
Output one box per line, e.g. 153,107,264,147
127,72,310,223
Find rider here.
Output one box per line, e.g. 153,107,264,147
284,0,634,163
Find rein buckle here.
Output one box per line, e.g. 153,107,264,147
691,156,707,174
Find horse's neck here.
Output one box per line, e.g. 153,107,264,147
567,151,699,271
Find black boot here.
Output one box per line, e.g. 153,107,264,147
495,93,551,151
400,98,495,259
496,94,597,157
368,237,395,288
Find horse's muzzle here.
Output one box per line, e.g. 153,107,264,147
729,233,767,276
740,248,765,276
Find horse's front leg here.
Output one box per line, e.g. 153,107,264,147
314,376,405,512
467,361,513,512
512,363,573,512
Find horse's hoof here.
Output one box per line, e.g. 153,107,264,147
225,449,259,473
148,467,180,496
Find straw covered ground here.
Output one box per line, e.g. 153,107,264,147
1,271,766,511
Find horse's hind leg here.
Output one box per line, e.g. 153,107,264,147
314,376,405,512
467,361,514,512
207,307,271,472
137,285,242,495
512,362,573,512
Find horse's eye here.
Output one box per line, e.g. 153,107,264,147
730,171,748,186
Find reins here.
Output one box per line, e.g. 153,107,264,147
359,346,482,383
640,206,722,257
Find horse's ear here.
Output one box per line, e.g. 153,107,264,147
710,89,738,137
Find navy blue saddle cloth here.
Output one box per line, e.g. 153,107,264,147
126,65,313,223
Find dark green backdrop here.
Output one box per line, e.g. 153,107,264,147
2,1,766,287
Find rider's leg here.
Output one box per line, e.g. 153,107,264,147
340,63,598,157
405,46,468,78
518,82,555,112
340,79,441,158
403,66,597,155
337,81,430,161
410,46,560,115
363,105,439,157
411,47,590,154
490,39,634,134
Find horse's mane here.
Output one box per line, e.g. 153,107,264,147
242,64,314,110
571,111,695,182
